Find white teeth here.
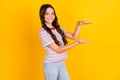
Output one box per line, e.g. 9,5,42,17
48,19,53,21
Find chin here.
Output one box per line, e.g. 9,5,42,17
47,21,54,24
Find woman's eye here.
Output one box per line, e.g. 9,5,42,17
45,12,54,15
45,13,49,15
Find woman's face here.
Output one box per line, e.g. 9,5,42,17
44,7,55,24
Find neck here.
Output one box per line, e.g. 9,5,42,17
45,23,53,28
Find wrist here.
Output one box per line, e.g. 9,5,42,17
77,25,81,28
76,40,80,44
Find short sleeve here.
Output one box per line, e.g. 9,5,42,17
39,28,54,48
60,27,67,33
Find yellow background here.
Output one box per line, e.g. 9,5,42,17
0,0,120,80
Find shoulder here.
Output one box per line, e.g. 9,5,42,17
39,27,51,37
60,26,67,33
40,27,45,32
39,27,48,34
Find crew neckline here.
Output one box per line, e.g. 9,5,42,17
50,27,55,30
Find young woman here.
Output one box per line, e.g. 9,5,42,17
39,4,92,80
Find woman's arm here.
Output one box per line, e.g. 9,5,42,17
64,21,92,40
48,40,88,54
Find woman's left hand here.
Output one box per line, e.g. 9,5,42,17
77,21,92,27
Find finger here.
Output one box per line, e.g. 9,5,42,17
83,21,92,24
87,40,92,44
81,40,89,43
79,40,88,43
84,40,93,44
84,40,89,43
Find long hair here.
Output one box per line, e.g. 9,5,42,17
39,4,68,46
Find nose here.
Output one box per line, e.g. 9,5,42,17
49,14,53,18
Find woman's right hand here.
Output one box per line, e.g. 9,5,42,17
77,40,89,44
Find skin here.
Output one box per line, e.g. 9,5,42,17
44,7,55,28
44,7,92,54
